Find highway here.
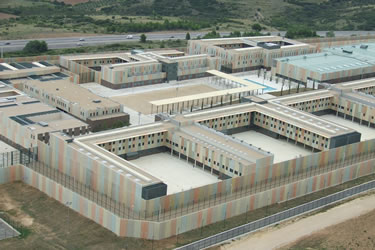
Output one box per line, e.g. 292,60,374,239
1,31,375,52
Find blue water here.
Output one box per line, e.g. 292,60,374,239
245,79,276,91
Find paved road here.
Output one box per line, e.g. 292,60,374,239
0,32,230,52
1,31,375,53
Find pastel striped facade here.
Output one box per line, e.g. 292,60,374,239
300,35,375,52
332,95,375,126
262,45,315,68
37,135,146,212
60,57,102,84
3,138,374,239
0,112,36,148
272,57,375,83
188,39,314,71
61,68,80,84
101,62,166,88
0,165,22,185
176,56,220,80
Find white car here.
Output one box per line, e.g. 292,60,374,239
77,42,83,46
79,38,85,41
126,35,133,39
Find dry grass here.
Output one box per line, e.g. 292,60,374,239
0,182,178,250
0,24,96,40
283,209,375,250
111,84,218,114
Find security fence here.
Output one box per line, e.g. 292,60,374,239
0,150,34,168
24,149,375,222
176,179,375,250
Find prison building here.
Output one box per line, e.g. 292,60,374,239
22,79,129,131
0,60,60,80
60,50,220,89
0,87,89,149
272,43,375,85
188,36,315,73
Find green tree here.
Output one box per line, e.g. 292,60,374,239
252,23,262,32
185,32,191,40
23,40,48,54
140,33,147,43
326,30,335,37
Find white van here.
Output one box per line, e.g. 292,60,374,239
126,35,133,39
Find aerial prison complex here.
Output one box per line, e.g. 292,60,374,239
1,35,375,241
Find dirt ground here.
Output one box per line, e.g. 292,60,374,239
0,182,180,250
222,192,375,250
111,84,218,114
0,12,17,19
283,207,375,250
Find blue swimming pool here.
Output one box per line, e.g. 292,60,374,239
245,79,276,91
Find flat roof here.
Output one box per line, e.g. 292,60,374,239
0,95,87,133
150,86,260,106
276,43,375,74
25,79,121,110
207,70,267,88
180,101,355,138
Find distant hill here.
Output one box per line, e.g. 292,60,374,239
0,0,374,39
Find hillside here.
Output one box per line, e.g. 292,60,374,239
0,0,374,39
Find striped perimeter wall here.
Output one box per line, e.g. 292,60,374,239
1,151,374,239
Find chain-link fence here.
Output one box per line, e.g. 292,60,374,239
176,180,375,250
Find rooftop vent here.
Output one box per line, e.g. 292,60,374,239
93,100,102,103
38,121,48,127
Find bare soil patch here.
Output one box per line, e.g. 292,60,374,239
0,12,17,20
283,208,375,250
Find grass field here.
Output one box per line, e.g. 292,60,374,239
111,84,218,114
0,24,94,40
